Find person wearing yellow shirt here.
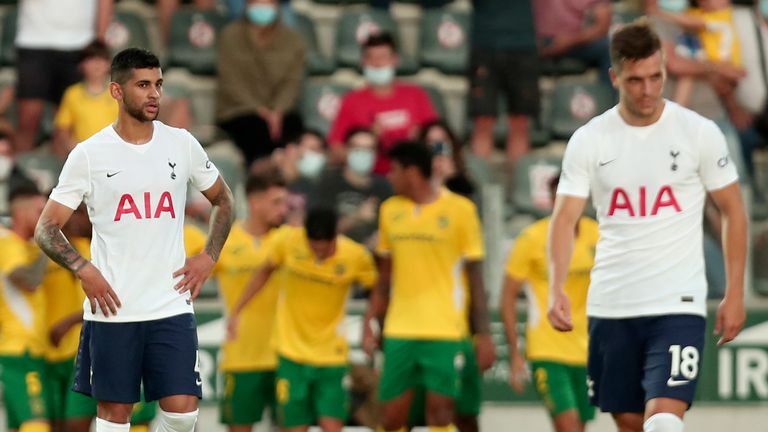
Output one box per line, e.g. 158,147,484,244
229,207,377,432
362,142,496,432
501,174,598,432
215,170,288,432
0,183,51,432
53,41,117,156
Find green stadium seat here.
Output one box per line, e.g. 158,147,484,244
298,81,352,136
549,81,615,139
166,8,227,75
418,9,469,75
539,57,589,76
105,10,152,53
0,7,16,67
294,12,335,76
511,153,562,218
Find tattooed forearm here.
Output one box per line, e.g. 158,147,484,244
204,181,234,263
34,219,85,274
465,260,492,335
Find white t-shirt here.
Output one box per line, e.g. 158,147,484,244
16,0,97,50
558,101,738,319
49,122,219,322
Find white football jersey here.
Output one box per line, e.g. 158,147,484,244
558,101,738,319
49,122,219,322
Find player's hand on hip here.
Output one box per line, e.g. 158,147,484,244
78,263,121,317
715,295,746,346
547,291,573,332
173,253,215,300
475,333,497,372
508,352,529,394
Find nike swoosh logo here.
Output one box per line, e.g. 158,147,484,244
667,377,690,387
196,378,202,386
106,171,122,178
599,159,616,167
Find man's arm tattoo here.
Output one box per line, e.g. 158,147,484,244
466,260,491,335
34,219,86,273
204,182,235,263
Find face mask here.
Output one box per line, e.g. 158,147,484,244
430,141,452,156
298,150,326,179
0,156,12,180
364,66,395,86
760,0,768,18
347,148,375,175
658,0,688,13
247,4,277,26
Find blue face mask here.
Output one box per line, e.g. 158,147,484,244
247,4,277,26
364,66,395,86
658,0,688,13
760,0,768,19
347,148,376,175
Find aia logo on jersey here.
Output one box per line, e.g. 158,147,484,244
608,186,681,217
114,191,176,221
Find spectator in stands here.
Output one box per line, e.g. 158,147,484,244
468,0,540,162
533,0,613,86
15,0,113,154
53,41,116,158
222,0,296,26
157,0,217,42
315,127,392,247
216,0,305,168
328,32,438,174
420,120,475,198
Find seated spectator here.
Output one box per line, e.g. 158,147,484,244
419,120,475,198
216,0,305,168
534,0,613,85
222,0,296,26
468,0,539,162
328,32,438,174
53,40,116,158
316,127,392,247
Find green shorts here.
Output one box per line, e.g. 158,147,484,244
220,370,276,425
276,356,348,428
130,398,158,424
407,338,481,425
0,353,49,429
531,361,595,422
379,338,463,402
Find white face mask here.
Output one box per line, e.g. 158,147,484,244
347,148,376,175
298,150,326,179
0,155,12,180
364,66,395,86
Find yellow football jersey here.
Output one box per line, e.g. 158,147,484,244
184,223,206,256
377,189,484,340
269,226,376,366
688,7,741,65
214,223,283,371
505,217,598,365
43,237,90,361
0,228,48,356
54,82,118,144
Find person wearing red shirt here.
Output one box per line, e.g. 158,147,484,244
328,32,437,174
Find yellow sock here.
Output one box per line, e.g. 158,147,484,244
19,421,51,432
129,426,149,432
429,425,458,432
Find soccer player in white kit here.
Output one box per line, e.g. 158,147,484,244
547,21,747,432
34,48,234,432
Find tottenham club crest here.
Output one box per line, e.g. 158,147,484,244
168,160,177,180
669,150,680,172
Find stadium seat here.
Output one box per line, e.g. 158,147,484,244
105,10,152,54
334,8,418,74
511,153,562,217
16,145,64,193
465,98,551,148
418,9,469,75
210,153,244,196
549,81,615,139
0,7,16,67
294,12,336,76
166,8,227,75
298,81,352,136
539,57,590,77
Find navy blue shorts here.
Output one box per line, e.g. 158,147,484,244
587,314,705,413
73,313,202,404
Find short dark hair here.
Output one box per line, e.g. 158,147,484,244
388,141,432,178
245,168,286,195
344,126,377,147
363,31,398,53
110,48,161,84
610,18,662,72
305,207,338,241
80,40,111,63
9,179,40,203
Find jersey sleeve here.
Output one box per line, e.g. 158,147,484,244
375,201,391,256
265,226,292,267
458,202,485,260
49,144,90,210
558,128,591,198
0,234,31,275
355,247,378,290
187,133,220,192
698,119,739,191
505,229,533,281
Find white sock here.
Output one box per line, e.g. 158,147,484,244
643,413,684,432
95,418,130,432
154,408,198,432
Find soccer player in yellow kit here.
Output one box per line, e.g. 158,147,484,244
216,170,289,432
501,175,598,432
362,142,495,432
0,183,51,432
229,207,377,432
